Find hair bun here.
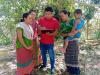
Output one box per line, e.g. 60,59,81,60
20,19,24,22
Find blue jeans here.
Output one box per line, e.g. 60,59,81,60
40,43,55,70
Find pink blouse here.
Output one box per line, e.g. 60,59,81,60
31,20,38,39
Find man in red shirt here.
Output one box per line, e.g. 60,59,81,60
38,6,59,74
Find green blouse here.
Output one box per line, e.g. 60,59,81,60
16,28,32,49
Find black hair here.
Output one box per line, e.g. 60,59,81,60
74,9,82,15
28,9,36,14
60,9,70,17
20,12,30,22
45,6,53,12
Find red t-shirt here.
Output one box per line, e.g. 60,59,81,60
38,17,59,44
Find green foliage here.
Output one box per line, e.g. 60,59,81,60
0,0,99,45
0,0,43,45
84,7,96,20
47,0,75,20
91,0,100,4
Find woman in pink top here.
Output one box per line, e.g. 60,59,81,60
29,10,42,69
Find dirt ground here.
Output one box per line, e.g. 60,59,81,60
0,40,100,75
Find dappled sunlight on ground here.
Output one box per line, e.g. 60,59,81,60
0,40,100,75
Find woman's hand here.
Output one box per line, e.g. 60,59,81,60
26,45,33,51
78,29,82,32
68,32,74,36
61,33,67,37
68,30,80,36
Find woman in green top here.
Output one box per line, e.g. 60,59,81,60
16,12,35,75
60,9,85,75
59,9,73,53
60,9,83,53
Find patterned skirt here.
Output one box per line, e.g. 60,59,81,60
64,40,79,66
64,40,80,74
16,48,35,75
